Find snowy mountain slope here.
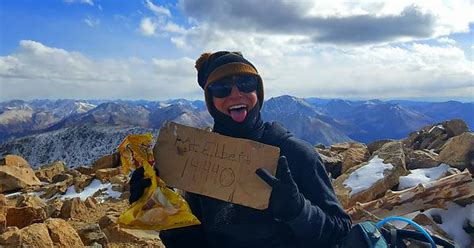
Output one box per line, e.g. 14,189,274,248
0,124,158,168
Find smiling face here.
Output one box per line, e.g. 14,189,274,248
212,84,258,123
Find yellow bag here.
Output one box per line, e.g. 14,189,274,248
117,133,201,230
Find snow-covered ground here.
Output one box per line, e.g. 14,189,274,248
398,163,451,190
58,179,122,202
343,155,393,197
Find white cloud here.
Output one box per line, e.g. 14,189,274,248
139,18,157,36
177,0,473,45
437,37,456,45
64,0,93,6
0,41,202,101
83,16,100,27
145,0,171,17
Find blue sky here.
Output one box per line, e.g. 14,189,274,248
0,0,473,102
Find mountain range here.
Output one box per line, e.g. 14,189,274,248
0,96,472,167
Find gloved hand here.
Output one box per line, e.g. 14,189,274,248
128,166,158,204
256,156,305,221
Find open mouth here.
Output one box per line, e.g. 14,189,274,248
228,104,248,123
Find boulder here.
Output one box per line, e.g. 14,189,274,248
98,214,117,229
15,194,46,208
0,226,21,246
92,153,120,171
333,141,409,208
367,139,394,155
443,119,469,137
45,218,84,247
406,149,440,170
19,223,54,248
341,143,370,174
60,197,87,219
35,161,66,182
0,213,5,234
78,224,109,247
318,152,343,178
74,174,94,193
437,132,474,173
95,168,121,182
84,197,98,209
76,165,95,176
0,155,42,193
51,172,73,183
6,206,47,229
330,142,352,153
45,198,63,218
403,120,469,152
39,179,72,199
0,194,5,207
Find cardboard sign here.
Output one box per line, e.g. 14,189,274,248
154,121,280,210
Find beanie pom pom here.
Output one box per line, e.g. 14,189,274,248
195,52,212,71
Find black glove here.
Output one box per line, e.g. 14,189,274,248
256,156,305,221
128,166,156,204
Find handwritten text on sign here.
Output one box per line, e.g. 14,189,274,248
154,121,280,209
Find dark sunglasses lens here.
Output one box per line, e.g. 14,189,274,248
236,76,258,93
208,84,231,98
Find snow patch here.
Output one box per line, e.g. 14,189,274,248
426,202,474,248
398,163,451,190
59,179,121,201
343,155,394,197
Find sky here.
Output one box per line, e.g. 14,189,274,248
0,0,473,102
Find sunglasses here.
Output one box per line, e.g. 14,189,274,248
207,75,259,98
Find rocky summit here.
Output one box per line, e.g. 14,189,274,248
0,119,473,247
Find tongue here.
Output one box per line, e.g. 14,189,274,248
230,108,248,123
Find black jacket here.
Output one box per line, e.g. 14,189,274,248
160,122,351,248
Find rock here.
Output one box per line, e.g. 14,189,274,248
6,206,47,229
330,142,352,153
74,174,94,193
438,132,474,173
98,214,117,229
45,218,84,247
0,155,42,193
60,197,87,219
0,226,21,246
19,223,54,247
367,139,394,155
333,141,409,208
410,213,451,241
78,224,109,247
406,149,440,170
84,197,98,209
104,223,160,244
109,174,128,186
0,194,5,207
45,198,63,218
15,194,46,208
318,152,342,178
443,119,469,137
95,168,121,182
76,165,95,176
35,161,66,182
341,143,370,174
0,213,5,234
403,120,469,152
51,172,73,183
39,179,72,199
92,153,120,171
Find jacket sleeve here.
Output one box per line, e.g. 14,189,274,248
282,139,352,246
159,192,208,247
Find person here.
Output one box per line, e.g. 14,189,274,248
129,51,352,247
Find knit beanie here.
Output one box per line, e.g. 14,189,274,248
195,51,264,113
